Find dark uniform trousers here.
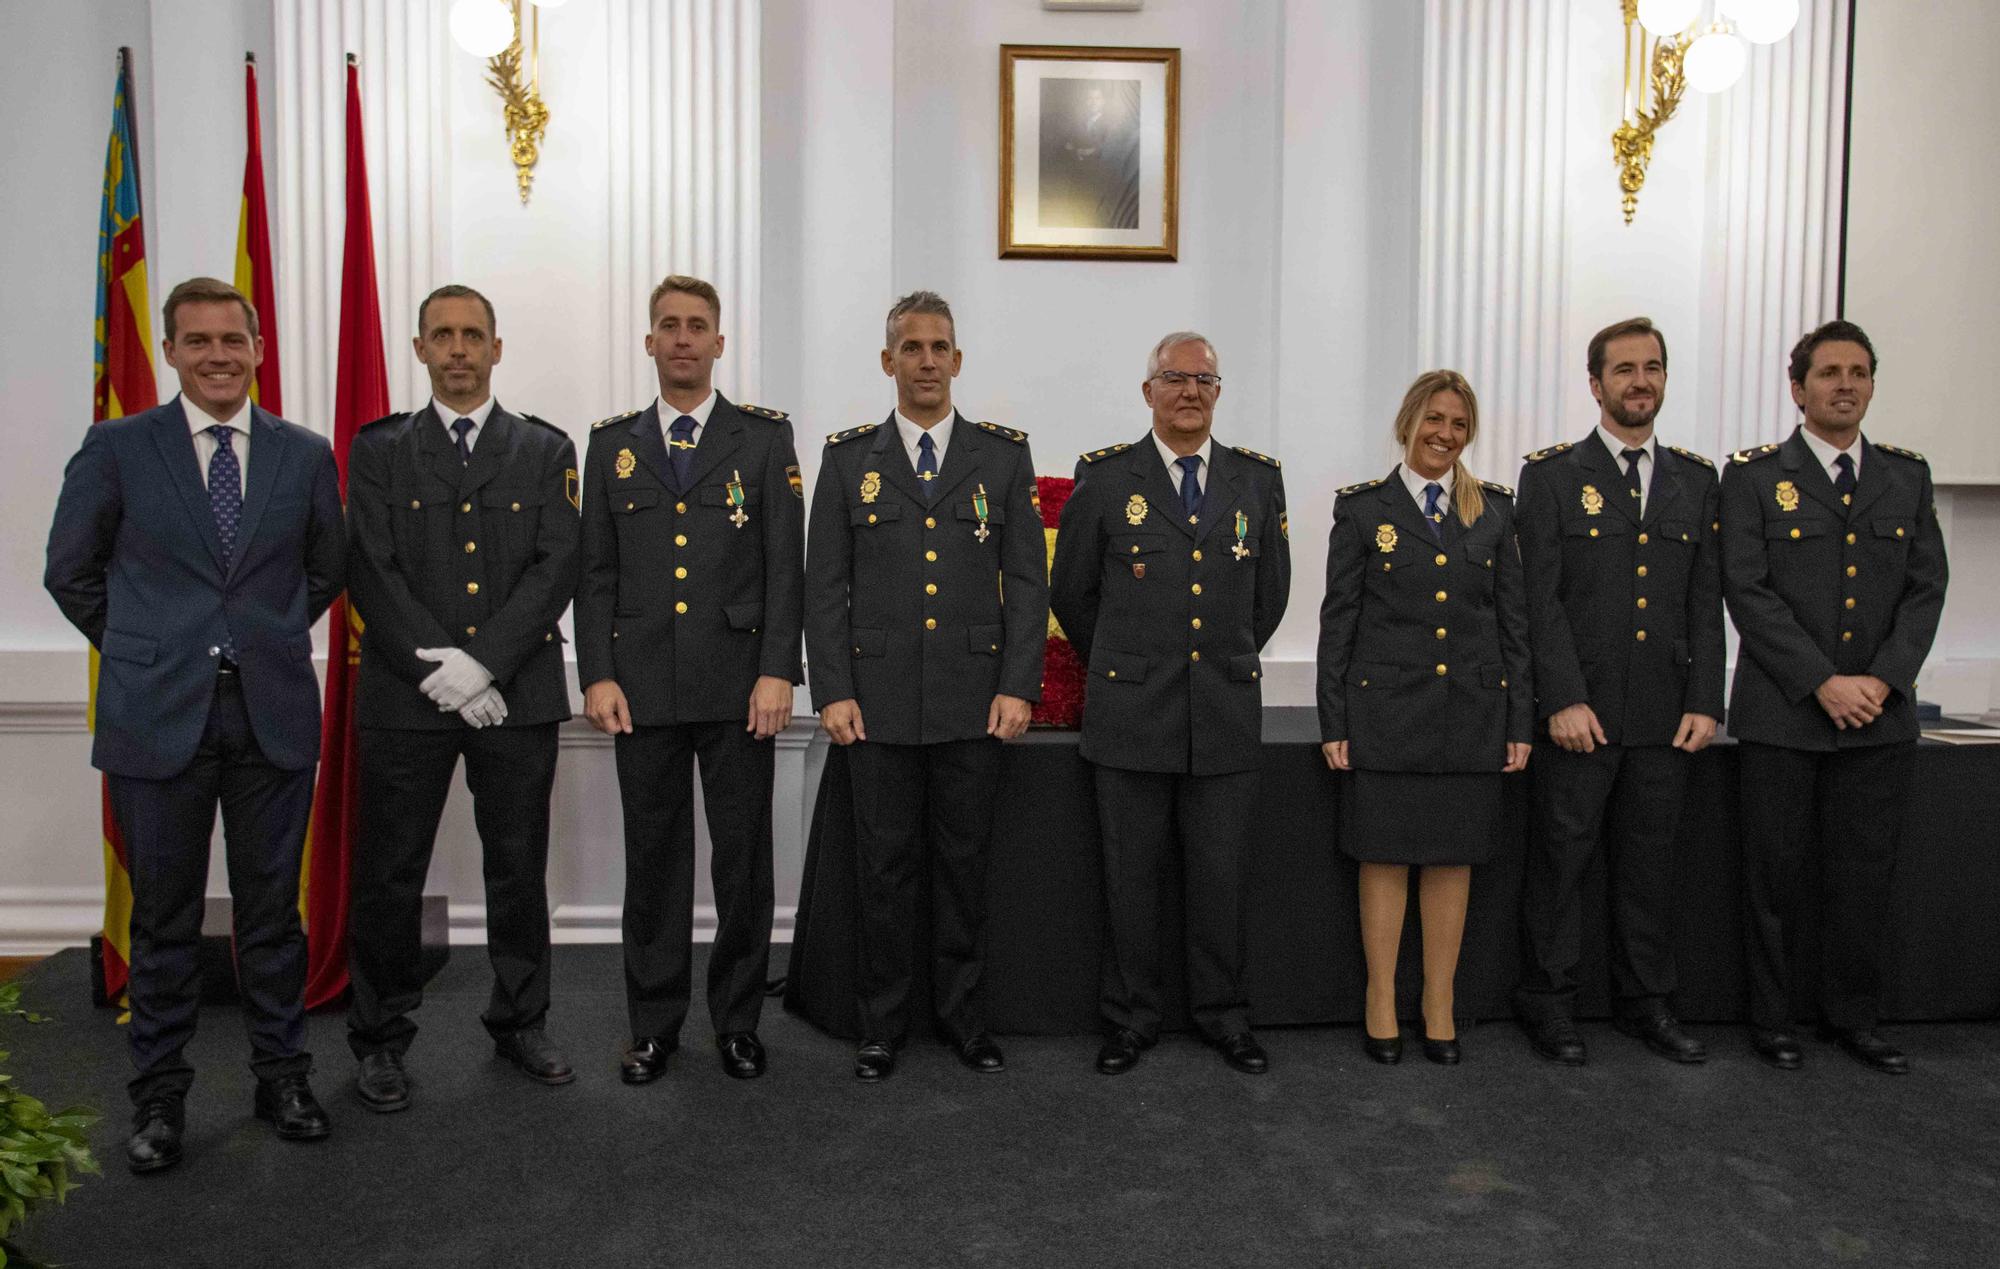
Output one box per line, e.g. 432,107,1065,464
576,396,805,1044
804,412,1049,1046
1050,437,1292,1046
342,404,581,1058
110,672,314,1098
1511,438,1724,1021
1721,428,1946,1032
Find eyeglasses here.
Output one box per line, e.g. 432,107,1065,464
1154,371,1221,391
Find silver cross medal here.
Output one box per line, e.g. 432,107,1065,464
727,469,749,528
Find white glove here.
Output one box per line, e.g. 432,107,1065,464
459,685,508,729
416,647,493,711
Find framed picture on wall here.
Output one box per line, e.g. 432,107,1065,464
999,44,1180,261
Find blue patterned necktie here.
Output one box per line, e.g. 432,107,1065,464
1833,452,1856,501
207,424,241,659
1623,448,1645,506
669,414,697,490
916,431,939,502
452,415,475,464
1423,480,1446,542
1177,455,1202,520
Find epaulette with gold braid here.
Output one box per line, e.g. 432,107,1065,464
977,421,1028,443
825,423,879,446
1078,443,1134,464
1876,442,1927,463
1730,443,1782,464
592,409,640,431
1335,477,1385,497
1480,480,1514,497
1666,445,1714,468
1523,442,1573,463
739,403,789,421
1231,445,1281,468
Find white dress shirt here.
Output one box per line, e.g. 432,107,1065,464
1152,432,1212,499
1399,462,1455,521
896,410,955,475
1800,426,1863,484
658,391,718,452
1597,426,1656,516
434,395,498,456
185,395,252,497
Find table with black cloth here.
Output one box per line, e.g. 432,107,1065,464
784,708,2000,1038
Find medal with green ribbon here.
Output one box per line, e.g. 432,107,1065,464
727,469,749,528
1232,509,1251,560
973,483,991,543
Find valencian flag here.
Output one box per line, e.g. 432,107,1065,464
234,54,282,412
301,54,388,1007
90,48,160,1004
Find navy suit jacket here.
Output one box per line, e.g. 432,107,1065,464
45,396,347,779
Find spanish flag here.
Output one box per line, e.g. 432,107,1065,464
234,54,282,413
91,48,159,1004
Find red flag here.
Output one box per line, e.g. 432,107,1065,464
302,55,387,1007
234,53,282,413
92,48,159,1003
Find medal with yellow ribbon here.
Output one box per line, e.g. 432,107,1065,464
727,469,749,528
1232,509,1251,560
973,483,991,543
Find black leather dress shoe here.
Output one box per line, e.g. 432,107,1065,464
254,1073,331,1141
717,1031,767,1079
1820,1026,1909,1075
1215,1032,1269,1075
1615,1013,1708,1064
1521,1015,1587,1066
1362,1033,1403,1065
1096,1028,1148,1075
952,1033,1005,1074
1421,1035,1462,1066
127,1095,185,1174
495,1028,575,1085
621,1037,676,1085
1752,1029,1804,1070
355,1050,411,1112
854,1041,897,1081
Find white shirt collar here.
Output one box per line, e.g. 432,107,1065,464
1597,425,1655,468
184,394,251,436
1152,431,1211,483
1399,462,1454,508
434,395,497,435
1800,425,1862,480
896,410,955,465
658,391,719,442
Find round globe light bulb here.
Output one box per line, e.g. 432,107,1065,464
1685,29,1748,93
1720,0,1800,44
450,0,513,58
1637,0,1700,37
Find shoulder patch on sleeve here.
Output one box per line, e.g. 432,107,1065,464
592,409,641,431
1230,445,1281,469
1666,445,1715,468
1335,477,1386,497
739,402,790,421
1730,443,1782,465
1523,442,1573,463
1480,480,1514,497
1078,442,1135,465
825,423,879,446
976,421,1028,443
1875,442,1928,463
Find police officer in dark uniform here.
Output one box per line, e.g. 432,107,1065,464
576,275,804,1085
1050,330,1290,1077
1512,317,1723,1067
345,285,581,1108
1721,319,1947,1074
804,290,1047,1081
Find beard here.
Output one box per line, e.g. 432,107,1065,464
1605,392,1659,430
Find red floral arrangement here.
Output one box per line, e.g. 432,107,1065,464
1031,475,1085,728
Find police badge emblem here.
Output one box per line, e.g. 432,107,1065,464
1775,480,1800,512
1581,484,1604,516
1125,494,1148,526
615,448,636,480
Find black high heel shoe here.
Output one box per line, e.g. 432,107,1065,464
1421,1034,1462,1065
1362,1032,1404,1064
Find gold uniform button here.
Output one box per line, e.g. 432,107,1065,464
675,601,688,614
925,618,937,631
1636,565,1648,577
1712,521,1720,531
466,626,477,636
674,534,688,546
1846,565,1858,577
1435,664,1447,676
675,501,687,514
1589,527,1600,538
1435,590,1448,602
1845,597,1856,609
853,646,862,656
1789,528,1800,540
1636,598,1648,610
1192,549,1203,562
1107,670,1117,679
410,500,422,510
1130,545,1140,555
511,502,522,513
1895,527,1906,539
1635,630,1647,641
544,632,553,641
675,567,688,579
867,514,878,525
1638,533,1649,545
460,501,472,513
925,583,938,595
1842,631,1854,642
465,541,477,554
1435,627,1446,639
926,550,938,562
466,582,479,595
1191,583,1202,595
626,502,636,511
1846,532,1857,544
1435,553,1448,566
925,517,937,529
1191,618,1202,630
1190,651,1201,662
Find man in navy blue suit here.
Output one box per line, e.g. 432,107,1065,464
46,276,347,1174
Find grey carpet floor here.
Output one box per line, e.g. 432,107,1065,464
5,945,1998,1268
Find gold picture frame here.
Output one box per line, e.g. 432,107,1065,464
999,44,1180,261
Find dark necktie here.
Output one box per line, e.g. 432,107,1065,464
1423,481,1446,542
1622,447,1645,507
207,425,241,659
1177,455,1202,520
669,415,697,490
451,416,474,464
916,432,939,502
1833,452,1856,503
